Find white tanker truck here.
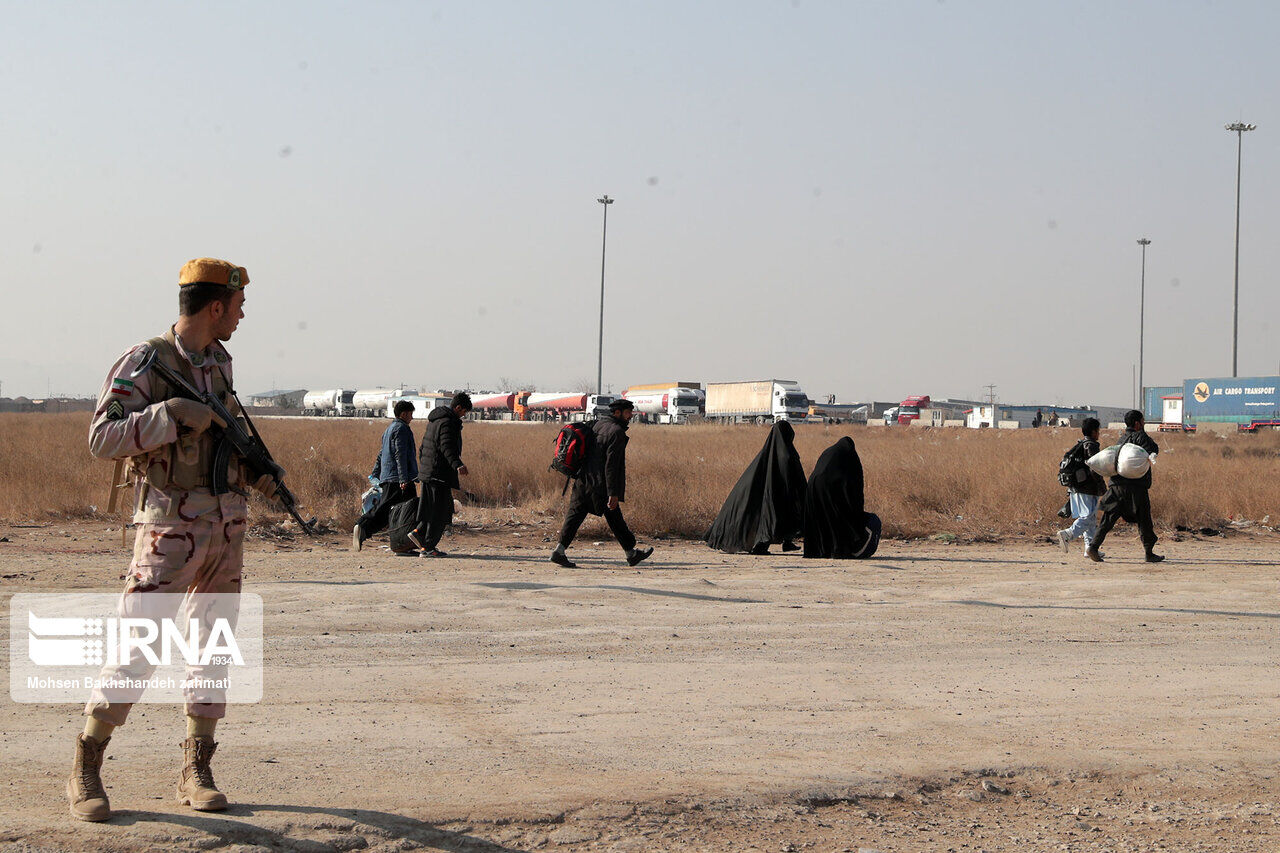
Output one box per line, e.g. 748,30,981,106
383,394,450,418
302,389,355,416
622,386,705,424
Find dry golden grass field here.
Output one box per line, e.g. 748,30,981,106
1,413,1276,540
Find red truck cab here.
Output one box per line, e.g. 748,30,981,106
897,395,931,425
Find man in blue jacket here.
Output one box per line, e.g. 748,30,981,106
353,400,418,550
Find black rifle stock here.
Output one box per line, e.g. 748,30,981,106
132,347,318,535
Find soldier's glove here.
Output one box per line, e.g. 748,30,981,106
251,474,280,502
165,399,227,434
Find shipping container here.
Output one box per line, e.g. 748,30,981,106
1143,386,1179,422
1181,376,1280,430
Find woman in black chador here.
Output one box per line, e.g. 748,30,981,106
705,421,806,554
802,436,881,559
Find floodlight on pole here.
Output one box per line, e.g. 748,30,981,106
1225,121,1256,377
596,195,614,397
1137,238,1150,408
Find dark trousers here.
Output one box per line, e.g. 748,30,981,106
412,480,454,550
558,495,636,553
1092,484,1157,551
357,482,416,538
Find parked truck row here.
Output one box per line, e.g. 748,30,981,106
300,379,817,424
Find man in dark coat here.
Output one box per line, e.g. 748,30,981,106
410,392,472,557
803,436,881,559
1088,409,1163,563
551,399,653,568
353,400,418,551
705,420,805,554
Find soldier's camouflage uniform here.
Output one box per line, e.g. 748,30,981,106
85,329,247,725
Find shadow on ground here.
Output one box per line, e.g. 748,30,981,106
111,803,527,851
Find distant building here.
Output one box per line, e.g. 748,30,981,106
966,404,1097,430
245,389,307,408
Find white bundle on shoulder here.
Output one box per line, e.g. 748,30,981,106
1086,445,1120,477
1087,443,1151,478
1116,443,1151,478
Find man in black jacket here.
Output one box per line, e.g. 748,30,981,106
1088,409,1163,563
409,392,472,557
551,399,653,568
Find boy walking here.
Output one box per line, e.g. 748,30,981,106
1057,417,1105,556
353,400,417,551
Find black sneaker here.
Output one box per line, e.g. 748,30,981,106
420,549,448,558
626,546,654,567
549,551,576,568
1144,552,1165,563
1086,547,1104,563
782,540,800,552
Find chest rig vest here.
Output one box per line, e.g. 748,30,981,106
133,330,243,492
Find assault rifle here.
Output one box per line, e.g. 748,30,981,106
131,347,318,535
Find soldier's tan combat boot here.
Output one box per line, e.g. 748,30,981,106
66,734,111,822
177,735,228,811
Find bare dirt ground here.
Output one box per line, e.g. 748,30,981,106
1,520,1277,852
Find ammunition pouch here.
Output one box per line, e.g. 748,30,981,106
132,331,243,493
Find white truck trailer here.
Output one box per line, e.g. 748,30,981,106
705,380,808,424
623,386,705,423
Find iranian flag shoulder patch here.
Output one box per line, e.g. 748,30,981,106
110,378,134,397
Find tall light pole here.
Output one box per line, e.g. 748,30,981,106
1226,121,1256,377
596,195,613,396
1137,238,1150,408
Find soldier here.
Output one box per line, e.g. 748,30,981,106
68,258,279,822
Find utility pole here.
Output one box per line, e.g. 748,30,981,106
1226,121,1256,377
984,384,997,427
596,195,614,396
1137,238,1150,407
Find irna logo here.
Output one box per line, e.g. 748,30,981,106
27,612,243,668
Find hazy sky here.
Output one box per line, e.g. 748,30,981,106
4,1,1277,407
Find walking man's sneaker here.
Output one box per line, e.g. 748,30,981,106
420,549,448,558
626,546,654,567
1086,547,1104,563
550,550,577,568
67,733,111,822
407,531,426,552
352,524,363,552
1056,530,1071,554
1145,551,1165,563
177,736,228,812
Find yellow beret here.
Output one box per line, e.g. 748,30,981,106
179,258,249,289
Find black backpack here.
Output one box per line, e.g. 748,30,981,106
550,421,596,491
1057,440,1091,488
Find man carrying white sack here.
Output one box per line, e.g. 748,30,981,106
1088,409,1164,563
